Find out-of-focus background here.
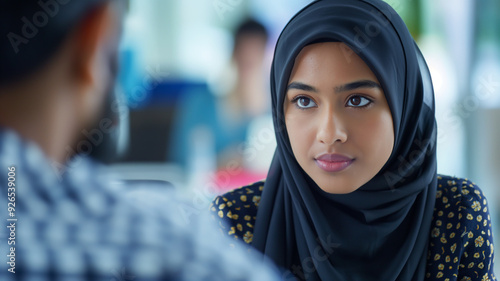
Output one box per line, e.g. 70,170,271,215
103,0,500,271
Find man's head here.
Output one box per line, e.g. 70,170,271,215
0,0,125,164
232,18,268,77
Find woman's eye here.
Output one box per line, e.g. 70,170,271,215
294,96,317,109
347,96,372,107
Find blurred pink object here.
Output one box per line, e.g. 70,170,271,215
213,169,267,193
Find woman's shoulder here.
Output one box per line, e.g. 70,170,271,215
209,181,264,244
433,174,492,239
426,175,494,280
212,180,264,207
434,174,490,218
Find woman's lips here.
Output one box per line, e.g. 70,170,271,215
314,154,354,172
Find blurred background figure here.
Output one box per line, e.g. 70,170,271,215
227,18,269,121
167,18,274,192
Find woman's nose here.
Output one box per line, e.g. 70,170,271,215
316,109,348,145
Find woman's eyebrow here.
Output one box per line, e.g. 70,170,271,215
287,82,318,93
334,80,381,93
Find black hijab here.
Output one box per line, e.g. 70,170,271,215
252,0,437,280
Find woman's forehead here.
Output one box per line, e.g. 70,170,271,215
289,43,380,86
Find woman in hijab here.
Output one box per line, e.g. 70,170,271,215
210,0,495,280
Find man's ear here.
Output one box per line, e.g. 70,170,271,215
71,2,118,88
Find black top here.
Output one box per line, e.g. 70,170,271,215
211,175,495,280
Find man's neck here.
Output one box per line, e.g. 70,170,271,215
0,84,77,164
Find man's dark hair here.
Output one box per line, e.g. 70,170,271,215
0,0,110,85
234,18,268,49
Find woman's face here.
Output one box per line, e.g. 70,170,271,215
284,42,394,194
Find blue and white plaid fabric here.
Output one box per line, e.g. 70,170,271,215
0,128,279,281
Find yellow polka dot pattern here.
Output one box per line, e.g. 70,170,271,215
210,175,496,280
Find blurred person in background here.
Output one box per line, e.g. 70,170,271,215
0,1,279,280
218,18,270,167
168,18,272,191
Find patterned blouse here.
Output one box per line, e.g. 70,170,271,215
210,175,496,281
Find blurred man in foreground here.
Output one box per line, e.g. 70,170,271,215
0,1,279,280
